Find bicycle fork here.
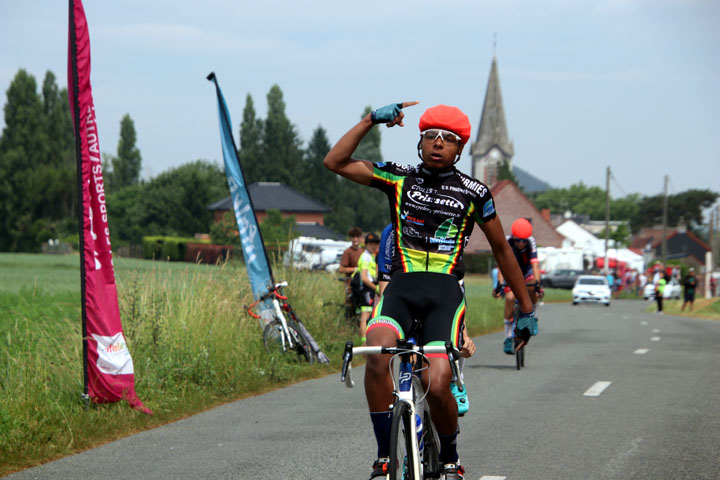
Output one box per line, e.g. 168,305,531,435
396,358,423,479
272,298,295,351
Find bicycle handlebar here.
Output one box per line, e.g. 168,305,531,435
246,281,290,318
340,341,461,388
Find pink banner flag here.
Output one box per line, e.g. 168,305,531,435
67,0,150,415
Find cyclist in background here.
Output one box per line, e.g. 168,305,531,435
493,218,542,354
324,101,533,480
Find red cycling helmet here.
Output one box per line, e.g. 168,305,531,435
511,218,533,239
418,105,471,145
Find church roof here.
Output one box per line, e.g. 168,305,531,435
471,56,514,158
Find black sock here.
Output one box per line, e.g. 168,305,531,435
438,430,459,463
370,411,393,458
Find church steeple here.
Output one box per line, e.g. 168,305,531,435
471,55,514,185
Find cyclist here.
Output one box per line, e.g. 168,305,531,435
493,218,542,354
378,222,474,416
324,102,534,480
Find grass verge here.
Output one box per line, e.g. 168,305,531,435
0,255,568,475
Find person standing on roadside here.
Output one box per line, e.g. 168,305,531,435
655,274,667,313
339,227,364,306
681,268,698,311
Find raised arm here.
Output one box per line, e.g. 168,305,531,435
324,101,419,185
479,217,533,313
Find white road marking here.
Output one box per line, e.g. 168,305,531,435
652,329,660,333
634,349,649,354
641,321,648,326
584,381,612,397
480,477,507,480
651,337,661,342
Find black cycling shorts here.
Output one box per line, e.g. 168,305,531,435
366,272,465,355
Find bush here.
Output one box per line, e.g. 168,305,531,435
142,236,210,261
464,253,496,274
184,243,234,264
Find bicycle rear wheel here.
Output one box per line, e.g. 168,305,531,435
421,410,440,479
262,319,315,364
389,401,417,480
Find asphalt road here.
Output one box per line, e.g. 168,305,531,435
8,300,720,480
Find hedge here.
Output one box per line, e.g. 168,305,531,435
142,236,211,261
463,252,496,274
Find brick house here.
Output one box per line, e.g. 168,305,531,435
208,182,343,240
630,226,710,268
465,180,564,253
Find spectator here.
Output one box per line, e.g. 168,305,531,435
339,227,364,306
355,232,380,343
681,268,698,312
655,274,667,313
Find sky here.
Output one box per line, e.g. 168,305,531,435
2,0,719,201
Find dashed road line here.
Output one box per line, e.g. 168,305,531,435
641,321,648,326
634,349,649,354
480,477,506,480
651,337,661,342
652,329,660,333
584,381,612,397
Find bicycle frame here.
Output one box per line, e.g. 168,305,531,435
247,281,296,350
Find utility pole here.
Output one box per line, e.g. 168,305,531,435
604,166,610,275
708,208,715,298
661,175,668,265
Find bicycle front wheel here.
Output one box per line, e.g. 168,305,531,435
514,337,524,370
389,401,417,480
262,319,315,364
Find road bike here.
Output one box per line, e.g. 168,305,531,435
341,337,462,479
512,302,526,370
247,281,318,364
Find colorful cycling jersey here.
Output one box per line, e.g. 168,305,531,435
371,162,496,279
506,234,538,274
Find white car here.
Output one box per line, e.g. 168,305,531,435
642,278,682,300
572,275,612,306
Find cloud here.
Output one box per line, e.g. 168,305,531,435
95,23,291,53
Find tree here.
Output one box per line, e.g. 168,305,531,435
631,189,718,233
0,69,55,251
110,114,142,189
533,182,606,219
298,125,337,203
497,159,519,186
259,209,299,245
354,106,383,163
106,160,227,243
261,85,303,186
237,94,264,184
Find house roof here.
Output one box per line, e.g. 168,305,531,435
465,180,564,253
208,182,331,213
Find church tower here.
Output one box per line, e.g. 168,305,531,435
471,55,514,186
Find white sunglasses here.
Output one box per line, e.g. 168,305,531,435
420,129,462,145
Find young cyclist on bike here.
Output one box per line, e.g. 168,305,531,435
378,222,474,416
493,218,542,354
324,101,534,480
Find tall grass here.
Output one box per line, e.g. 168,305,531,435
0,255,558,474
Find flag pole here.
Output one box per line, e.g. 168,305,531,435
68,0,90,411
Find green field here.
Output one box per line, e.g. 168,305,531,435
0,253,569,474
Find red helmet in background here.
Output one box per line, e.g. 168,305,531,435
511,218,533,239
418,105,471,145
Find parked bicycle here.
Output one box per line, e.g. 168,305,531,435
247,281,320,364
341,337,462,479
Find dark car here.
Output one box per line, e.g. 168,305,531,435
541,269,585,289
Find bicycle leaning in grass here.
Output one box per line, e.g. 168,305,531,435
341,330,462,480
247,281,329,364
